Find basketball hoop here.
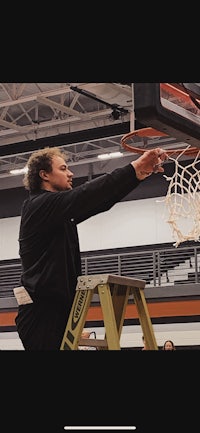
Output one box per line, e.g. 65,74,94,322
121,127,200,156
121,127,200,247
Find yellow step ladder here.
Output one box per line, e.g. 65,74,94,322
60,274,158,350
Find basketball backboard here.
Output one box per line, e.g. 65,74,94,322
133,83,200,148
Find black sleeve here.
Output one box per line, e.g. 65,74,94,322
25,163,140,231
75,164,140,223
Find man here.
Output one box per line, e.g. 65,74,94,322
14,146,167,350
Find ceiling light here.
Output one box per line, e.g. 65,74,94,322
98,151,123,160
10,166,28,175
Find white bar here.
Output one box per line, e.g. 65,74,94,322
64,427,136,431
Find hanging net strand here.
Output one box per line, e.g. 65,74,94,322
163,146,200,247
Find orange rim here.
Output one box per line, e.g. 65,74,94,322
121,127,200,156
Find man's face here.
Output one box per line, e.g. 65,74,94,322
40,155,74,192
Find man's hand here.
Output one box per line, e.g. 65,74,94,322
132,148,168,180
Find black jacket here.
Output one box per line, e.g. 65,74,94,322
19,163,140,309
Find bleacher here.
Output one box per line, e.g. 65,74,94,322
2,243,200,308
0,259,21,299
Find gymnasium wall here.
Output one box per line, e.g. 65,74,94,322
0,196,173,261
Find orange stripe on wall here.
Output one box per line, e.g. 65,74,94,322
1,299,200,328
0,311,17,326
85,299,200,321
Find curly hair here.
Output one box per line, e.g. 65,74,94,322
23,147,68,192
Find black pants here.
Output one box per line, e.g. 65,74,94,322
15,301,71,350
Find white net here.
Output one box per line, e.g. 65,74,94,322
162,147,200,248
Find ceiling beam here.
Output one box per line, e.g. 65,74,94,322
0,118,31,133
36,96,91,119
0,122,130,157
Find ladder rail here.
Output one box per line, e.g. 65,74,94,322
60,274,158,350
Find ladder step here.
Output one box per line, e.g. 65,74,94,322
78,338,108,349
